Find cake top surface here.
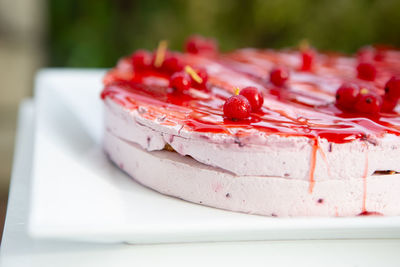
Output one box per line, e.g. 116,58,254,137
101,36,400,144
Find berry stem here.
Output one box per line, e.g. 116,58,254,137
360,88,369,95
299,39,310,51
154,40,168,68
184,65,203,84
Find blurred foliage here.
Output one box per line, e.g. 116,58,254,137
48,0,400,67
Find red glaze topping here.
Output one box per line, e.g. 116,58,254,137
102,42,400,144
358,211,383,216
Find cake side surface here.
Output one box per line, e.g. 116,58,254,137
104,129,400,217
104,97,400,180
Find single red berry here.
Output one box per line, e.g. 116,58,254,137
191,68,208,89
132,50,152,71
357,62,377,81
300,50,315,71
384,76,400,100
381,98,398,113
169,72,191,92
354,92,382,114
161,55,184,74
223,95,251,120
239,87,264,111
335,83,360,110
184,35,218,55
270,67,289,86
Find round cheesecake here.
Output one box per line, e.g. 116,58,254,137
101,39,400,217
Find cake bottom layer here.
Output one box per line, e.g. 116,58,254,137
104,130,400,217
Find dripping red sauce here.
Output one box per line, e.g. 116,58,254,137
308,139,318,193
101,49,400,144
358,211,383,216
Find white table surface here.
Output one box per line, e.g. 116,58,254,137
1,96,400,266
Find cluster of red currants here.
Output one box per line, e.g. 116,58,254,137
335,76,400,115
131,49,184,75
131,36,216,93
223,87,264,120
223,66,291,120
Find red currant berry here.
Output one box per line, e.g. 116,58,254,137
300,50,315,71
354,92,382,114
384,76,400,100
184,35,218,55
169,72,191,92
132,50,152,71
381,98,398,113
335,83,360,110
161,55,184,74
357,62,376,81
270,67,289,86
191,68,208,89
223,95,251,120
239,87,264,111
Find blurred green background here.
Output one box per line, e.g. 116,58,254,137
48,0,400,68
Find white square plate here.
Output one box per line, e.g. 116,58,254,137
29,69,400,244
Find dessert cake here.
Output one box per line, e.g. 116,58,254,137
101,36,400,217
